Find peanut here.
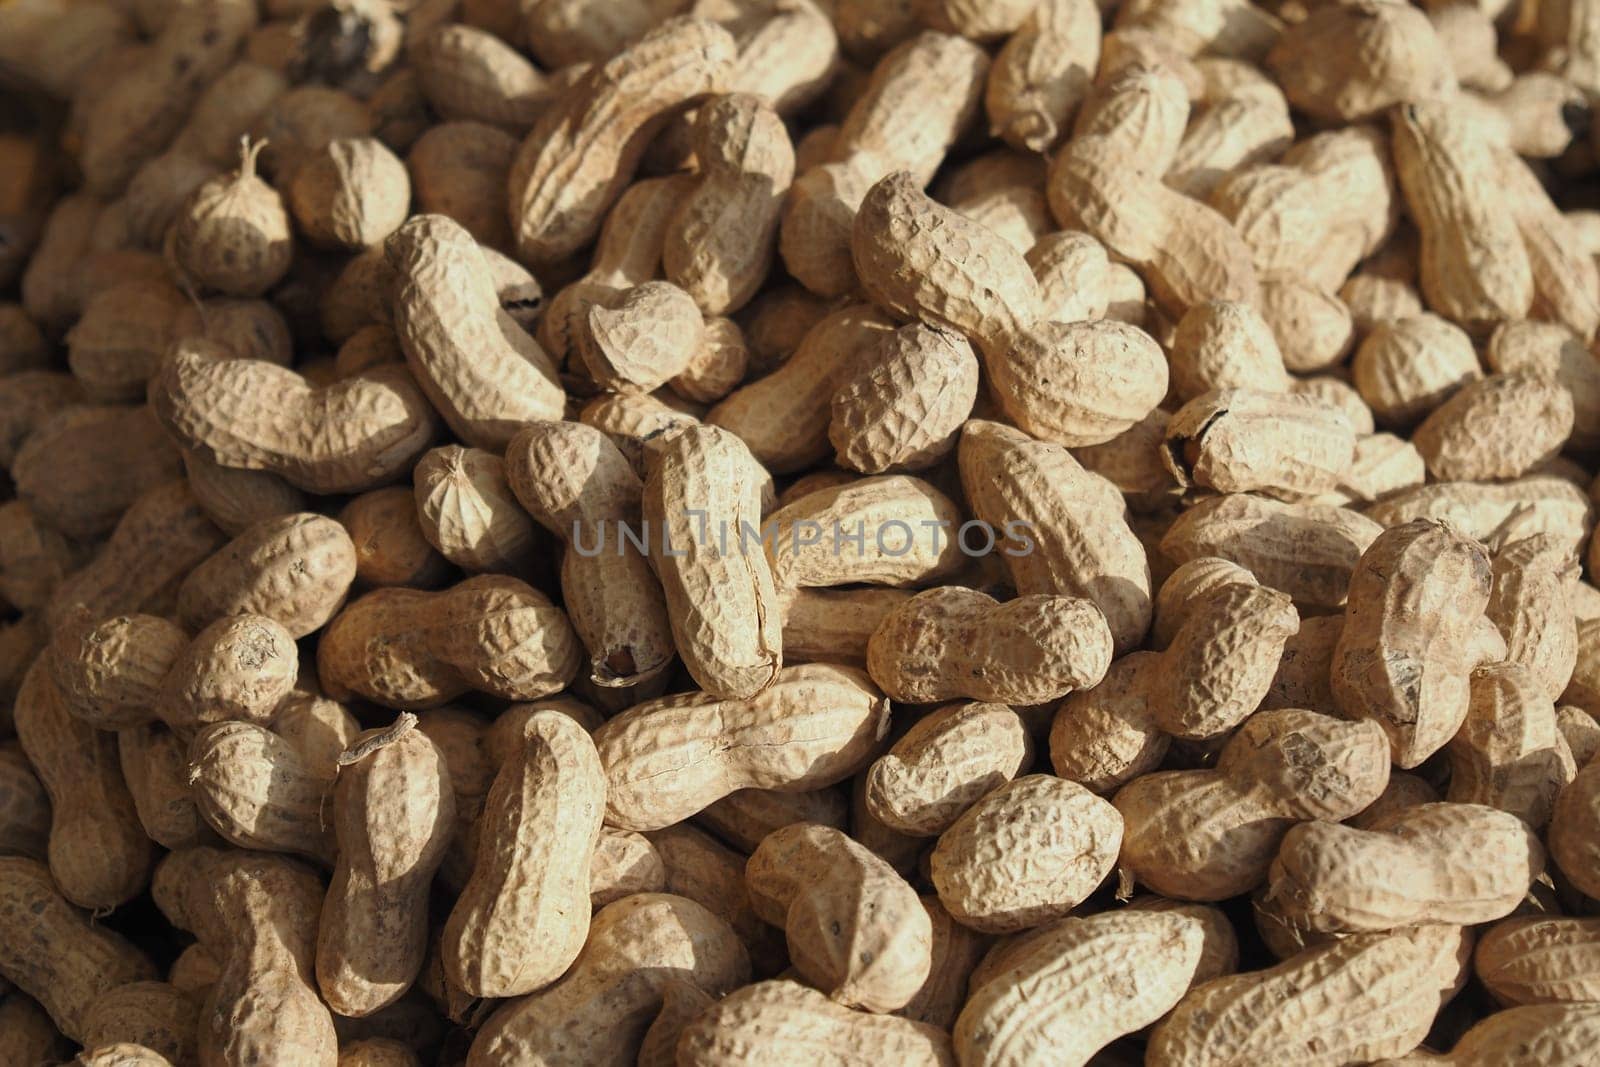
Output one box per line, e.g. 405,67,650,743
865,586,1111,705
318,717,455,1016
1149,934,1441,1066
663,93,795,315
594,662,889,831
467,893,751,1067
187,721,336,864
508,17,737,265
318,576,581,709
746,822,930,1011
442,709,601,998
1332,519,1492,767
413,446,539,575
1266,802,1544,933
930,774,1121,933
176,512,358,638
956,910,1203,1067
643,424,782,698
14,661,152,910
287,136,410,250
387,214,565,447
1550,759,1600,898
153,338,438,495
677,979,953,1066
864,701,1027,836
80,981,199,1067
1475,915,1600,1007
1115,709,1391,901
960,419,1152,654
780,31,988,297
338,488,452,590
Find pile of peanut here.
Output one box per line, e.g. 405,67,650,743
5,0,1600,1062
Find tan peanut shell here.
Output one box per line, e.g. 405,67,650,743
1352,313,1481,427
1475,916,1600,1006
121,724,215,850
338,488,452,590
467,893,751,1066
986,0,1101,153
181,850,338,1067
1162,494,1383,612
853,171,1168,448
677,979,954,1067
80,981,198,1067
411,24,550,129
780,32,988,298
317,717,455,1016
1376,1003,1600,1066
413,446,538,575
181,447,308,539
0,857,156,1042
442,710,602,999
746,823,931,1012
187,722,336,865
829,323,980,474
0,744,50,861
508,17,737,265
1412,371,1575,482
1148,934,1441,1066
1114,709,1391,901
1162,388,1357,499
765,474,966,591
65,278,188,402
643,424,782,698
866,586,1112,705
709,303,896,473
538,171,695,368
580,281,705,394
407,121,515,249
14,662,151,911
13,403,181,541
506,420,675,688
594,663,889,831
1550,760,1600,898
865,702,1027,836
0,372,85,470
1447,662,1574,826
318,576,581,710
956,910,1202,1067
649,822,779,958
159,614,299,733
1050,651,1170,794
959,419,1152,655
1366,476,1594,559
287,136,410,250
937,149,1049,255
153,339,437,495
45,481,226,633
1265,802,1544,934
1392,101,1533,335
663,93,796,316
387,214,565,448
670,316,749,405
782,586,912,668
1146,582,1299,739
590,827,667,908
930,774,1121,933
177,512,358,638
1332,519,1493,767
171,140,294,298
